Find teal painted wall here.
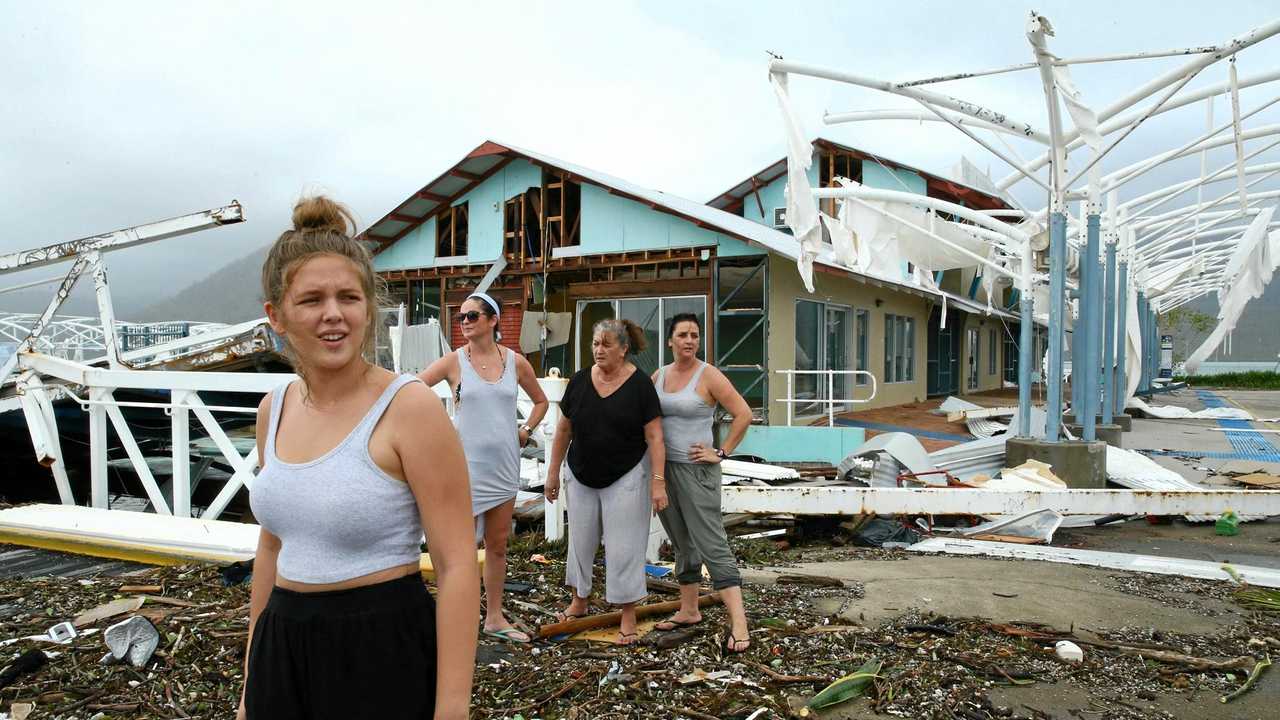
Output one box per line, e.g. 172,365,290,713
742,162,820,226
578,184,731,254
716,235,765,257
733,425,867,465
373,159,543,271
862,162,926,195
374,217,436,271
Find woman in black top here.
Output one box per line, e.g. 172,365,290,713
545,318,666,645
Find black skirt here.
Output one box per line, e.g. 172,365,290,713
244,574,437,719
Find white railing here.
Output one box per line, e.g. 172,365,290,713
775,369,878,426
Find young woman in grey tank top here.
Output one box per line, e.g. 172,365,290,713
650,313,755,653
420,292,548,643
240,196,479,720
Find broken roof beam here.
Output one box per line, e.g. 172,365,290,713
996,19,1280,190
769,58,1050,143
719,486,1280,517
0,203,244,275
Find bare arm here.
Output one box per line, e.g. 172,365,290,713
706,367,752,455
394,384,479,720
515,355,549,443
689,367,752,464
543,415,572,501
240,395,281,718
418,352,457,389
644,416,668,513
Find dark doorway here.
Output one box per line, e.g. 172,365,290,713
927,306,964,397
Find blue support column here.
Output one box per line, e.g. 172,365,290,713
1150,308,1160,383
1070,291,1082,416
1018,281,1033,437
1082,213,1100,441
1046,211,1068,442
1136,291,1149,393
1115,260,1128,415
1102,239,1117,424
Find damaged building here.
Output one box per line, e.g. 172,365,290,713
362,139,1036,425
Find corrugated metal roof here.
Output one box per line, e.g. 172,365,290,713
0,544,148,580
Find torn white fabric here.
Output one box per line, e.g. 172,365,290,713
1124,282,1142,401
1125,396,1252,420
770,71,821,293
1185,208,1278,374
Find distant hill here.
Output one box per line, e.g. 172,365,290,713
1166,279,1280,363
133,247,269,323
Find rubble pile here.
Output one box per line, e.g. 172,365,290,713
0,533,1276,719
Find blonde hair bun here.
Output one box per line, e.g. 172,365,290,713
292,195,356,235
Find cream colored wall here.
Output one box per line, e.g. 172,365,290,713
961,314,1006,393
767,254,930,423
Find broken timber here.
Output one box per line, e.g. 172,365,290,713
718,486,1280,517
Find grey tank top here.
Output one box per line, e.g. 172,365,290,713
656,362,715,463
250,374,424,584
454,347,520,516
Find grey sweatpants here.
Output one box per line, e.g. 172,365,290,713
657,461,742,589
564,458,650,605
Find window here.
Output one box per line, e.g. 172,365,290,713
988,328,997,375
1004,330,1019,384
883,314,915,383
966,327,980,390
574,295,706,377
855,309,869,385
409,280,440,325
795,300,853,414
436,203,469,257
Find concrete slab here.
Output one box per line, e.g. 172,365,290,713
742,555,1239,635
1059,517,1280,569
1125,418,1235,454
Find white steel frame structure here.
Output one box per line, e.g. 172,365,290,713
769,12,1280,446
0,203,292,519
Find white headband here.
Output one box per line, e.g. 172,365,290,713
467,292,500,317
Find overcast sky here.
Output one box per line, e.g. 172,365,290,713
3,1,1278,320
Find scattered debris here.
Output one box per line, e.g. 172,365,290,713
102,616,160,667
1054,640,1083,663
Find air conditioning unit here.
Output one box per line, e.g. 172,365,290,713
772,207,788,229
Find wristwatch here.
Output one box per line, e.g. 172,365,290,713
518,424,532,446
715,448,728,460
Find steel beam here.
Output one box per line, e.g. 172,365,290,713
719,485,1280,517
0,203,244,275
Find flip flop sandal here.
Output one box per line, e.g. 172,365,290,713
554,610,587,624
654,616,702,631
617,632,640,646
722,632,751,654
483,627,532,644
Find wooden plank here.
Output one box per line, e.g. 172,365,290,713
946,406,1017,423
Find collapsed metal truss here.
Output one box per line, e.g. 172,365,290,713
770,11,1280,444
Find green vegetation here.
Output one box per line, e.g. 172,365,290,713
1174,371,1280,389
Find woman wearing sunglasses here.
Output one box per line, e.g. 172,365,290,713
420,292,548,644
